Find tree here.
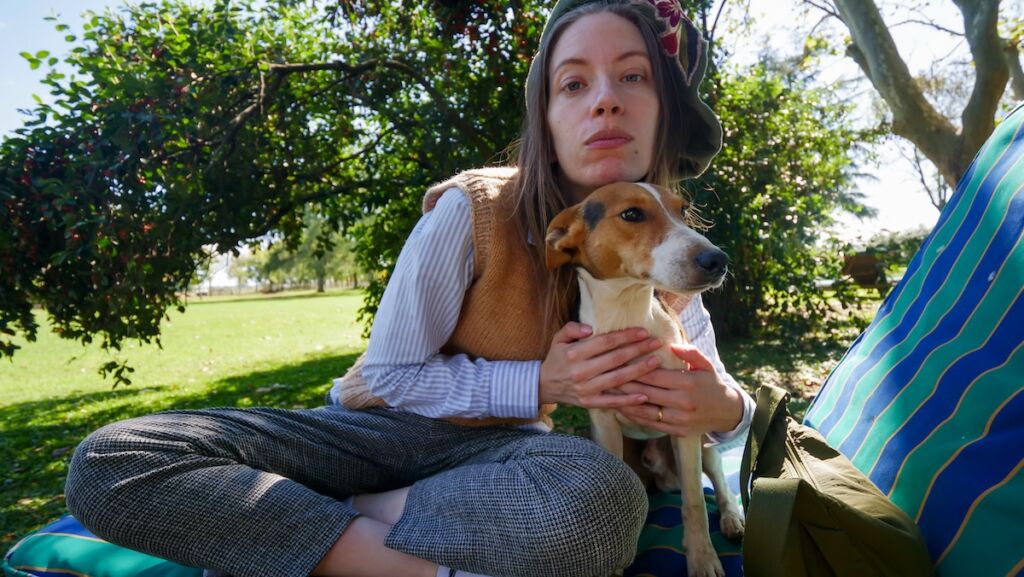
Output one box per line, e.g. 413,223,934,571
1,0,545,375
805,0,1023,190
693,59,880,338
234,209,365,292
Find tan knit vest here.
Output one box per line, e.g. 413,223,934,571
337,167,559,428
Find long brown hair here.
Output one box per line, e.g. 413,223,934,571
509,1,693,329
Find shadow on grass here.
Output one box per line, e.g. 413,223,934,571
719,333,855,421
0,351,361,550
182,288,363,307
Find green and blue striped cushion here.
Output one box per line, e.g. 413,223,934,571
625,489,743,577
3,514,201,577
804,100,1024,577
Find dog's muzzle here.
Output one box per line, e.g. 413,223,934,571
695,249,729,280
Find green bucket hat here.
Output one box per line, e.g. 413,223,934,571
528,0,723,178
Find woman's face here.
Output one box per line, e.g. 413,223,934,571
547,12,660,203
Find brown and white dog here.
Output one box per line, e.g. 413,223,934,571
545,181,744,577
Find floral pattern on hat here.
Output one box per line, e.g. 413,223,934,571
632,0,700,85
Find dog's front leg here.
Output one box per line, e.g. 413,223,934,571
672,435,724,577
588,408,624,459
702,443,744,540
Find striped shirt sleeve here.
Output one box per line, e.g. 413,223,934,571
358,187,542,419
679,294,755,446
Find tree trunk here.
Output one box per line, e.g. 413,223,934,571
1007,40,1024,100
830,0,1010,190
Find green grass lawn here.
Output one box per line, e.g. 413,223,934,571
1,289,368,548
0,289,873,550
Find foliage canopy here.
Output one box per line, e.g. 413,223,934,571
695,60,881,337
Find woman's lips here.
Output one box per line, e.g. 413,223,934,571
586,137,632,149
585,129,633,149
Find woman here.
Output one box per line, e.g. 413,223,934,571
65,2,753,576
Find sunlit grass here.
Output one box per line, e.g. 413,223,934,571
1,289,367,548
0,289,367,405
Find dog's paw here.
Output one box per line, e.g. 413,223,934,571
685,546,725,577
684,534,724,577
719,508,745,540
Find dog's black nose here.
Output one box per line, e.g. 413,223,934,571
695,249,729,277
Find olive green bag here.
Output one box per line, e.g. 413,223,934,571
739,384,935,577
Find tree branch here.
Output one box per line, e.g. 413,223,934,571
953,0,1008,166
804,0,842,22
334,127,395,164
297,126,397,183
832,0,960,185
1006,39,1024,100
204,58,493,171
908,147,947,211
889,18,963,36
708,0,727,48
263,178,377,233
267,59,493,156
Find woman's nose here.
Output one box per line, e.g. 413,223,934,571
591,79,623,117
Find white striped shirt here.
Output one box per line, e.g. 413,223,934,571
329,188,753,444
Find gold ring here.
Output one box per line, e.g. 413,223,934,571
657,408,664,423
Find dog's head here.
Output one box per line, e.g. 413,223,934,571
545,182,728,294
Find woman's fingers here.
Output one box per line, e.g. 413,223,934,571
583,392,650,409
616,381,688,409
568,327,651,362
669,343,714,371
617,404,691,436
579,355,661,396
551,321,593,344
571,336,661,385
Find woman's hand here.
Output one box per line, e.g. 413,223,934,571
615,343,744,437
539,322,663,409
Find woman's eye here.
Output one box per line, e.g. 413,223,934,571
620,208,645,222
563,80,584,92
623,73,643,83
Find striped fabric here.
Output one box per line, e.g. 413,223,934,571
625,489,744,577
625,450,746,577
804,101,1024,577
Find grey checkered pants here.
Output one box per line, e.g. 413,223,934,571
65,405,647,577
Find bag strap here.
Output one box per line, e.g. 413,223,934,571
742,477,805,577
740,384,790,511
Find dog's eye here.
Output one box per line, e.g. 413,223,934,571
620,208,645,223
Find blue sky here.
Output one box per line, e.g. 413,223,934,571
0,1,120,137
2,0,974,237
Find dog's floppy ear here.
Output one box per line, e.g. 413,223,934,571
545,206,584,270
